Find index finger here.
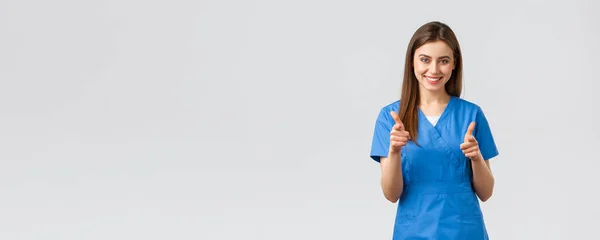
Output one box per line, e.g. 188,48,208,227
465,122,476,136
389,111,404,130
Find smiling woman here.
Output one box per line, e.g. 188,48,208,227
414,42,455,90
369,21,499,240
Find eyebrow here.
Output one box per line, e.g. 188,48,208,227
418,54,451,59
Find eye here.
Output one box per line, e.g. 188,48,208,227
420,58,429,63
440,59,449,64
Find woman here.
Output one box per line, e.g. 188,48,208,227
369,21,499,239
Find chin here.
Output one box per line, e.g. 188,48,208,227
423,86,445,92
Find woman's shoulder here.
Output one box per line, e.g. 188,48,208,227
375,100,401,117
379,100,401,112
452,96,484,112
373,100,400,123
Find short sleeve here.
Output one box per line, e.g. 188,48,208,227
474,107,499,161
370,109,392,163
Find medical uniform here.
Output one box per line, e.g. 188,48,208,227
370,96,499,240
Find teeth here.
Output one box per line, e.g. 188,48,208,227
426,77,442,81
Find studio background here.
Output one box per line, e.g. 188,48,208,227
0,0,598,239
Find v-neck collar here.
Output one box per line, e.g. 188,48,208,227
417,96,456,130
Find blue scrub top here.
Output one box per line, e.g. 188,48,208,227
370,96,499,240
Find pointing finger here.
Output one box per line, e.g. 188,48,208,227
389,111,400,123
464,122,475,140
389,111,405,130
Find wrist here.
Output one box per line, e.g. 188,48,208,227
471,154,484,162
388,148,401,157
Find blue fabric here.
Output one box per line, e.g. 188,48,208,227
369,96,499,240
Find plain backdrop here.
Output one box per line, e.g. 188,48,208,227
1,0,599,239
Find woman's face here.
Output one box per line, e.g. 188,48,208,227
413,40,455,93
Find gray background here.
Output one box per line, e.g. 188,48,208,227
1,0,598,239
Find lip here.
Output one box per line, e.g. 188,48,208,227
424,76,443,85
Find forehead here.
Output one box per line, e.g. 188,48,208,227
414,40,453,58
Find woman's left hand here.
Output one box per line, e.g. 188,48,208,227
460,122,483,162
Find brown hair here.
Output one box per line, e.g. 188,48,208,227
399,21,463,144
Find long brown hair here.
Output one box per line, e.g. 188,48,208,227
399,21,463,144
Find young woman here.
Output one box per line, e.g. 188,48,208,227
369,21,499,239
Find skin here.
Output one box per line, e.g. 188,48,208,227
380,40,495,203
380,111,409,203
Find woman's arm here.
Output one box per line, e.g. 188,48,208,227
380,151,404,203
471,157,494,202
381,111,410,203
461,122,495,202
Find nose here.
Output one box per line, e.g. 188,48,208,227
428,62,440,74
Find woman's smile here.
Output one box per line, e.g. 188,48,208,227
425,75,443,84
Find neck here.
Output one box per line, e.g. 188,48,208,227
419,88,451,105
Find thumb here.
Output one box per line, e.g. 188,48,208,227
389,111,404,130
464,122,475,141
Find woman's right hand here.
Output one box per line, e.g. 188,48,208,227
389,111,410,153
